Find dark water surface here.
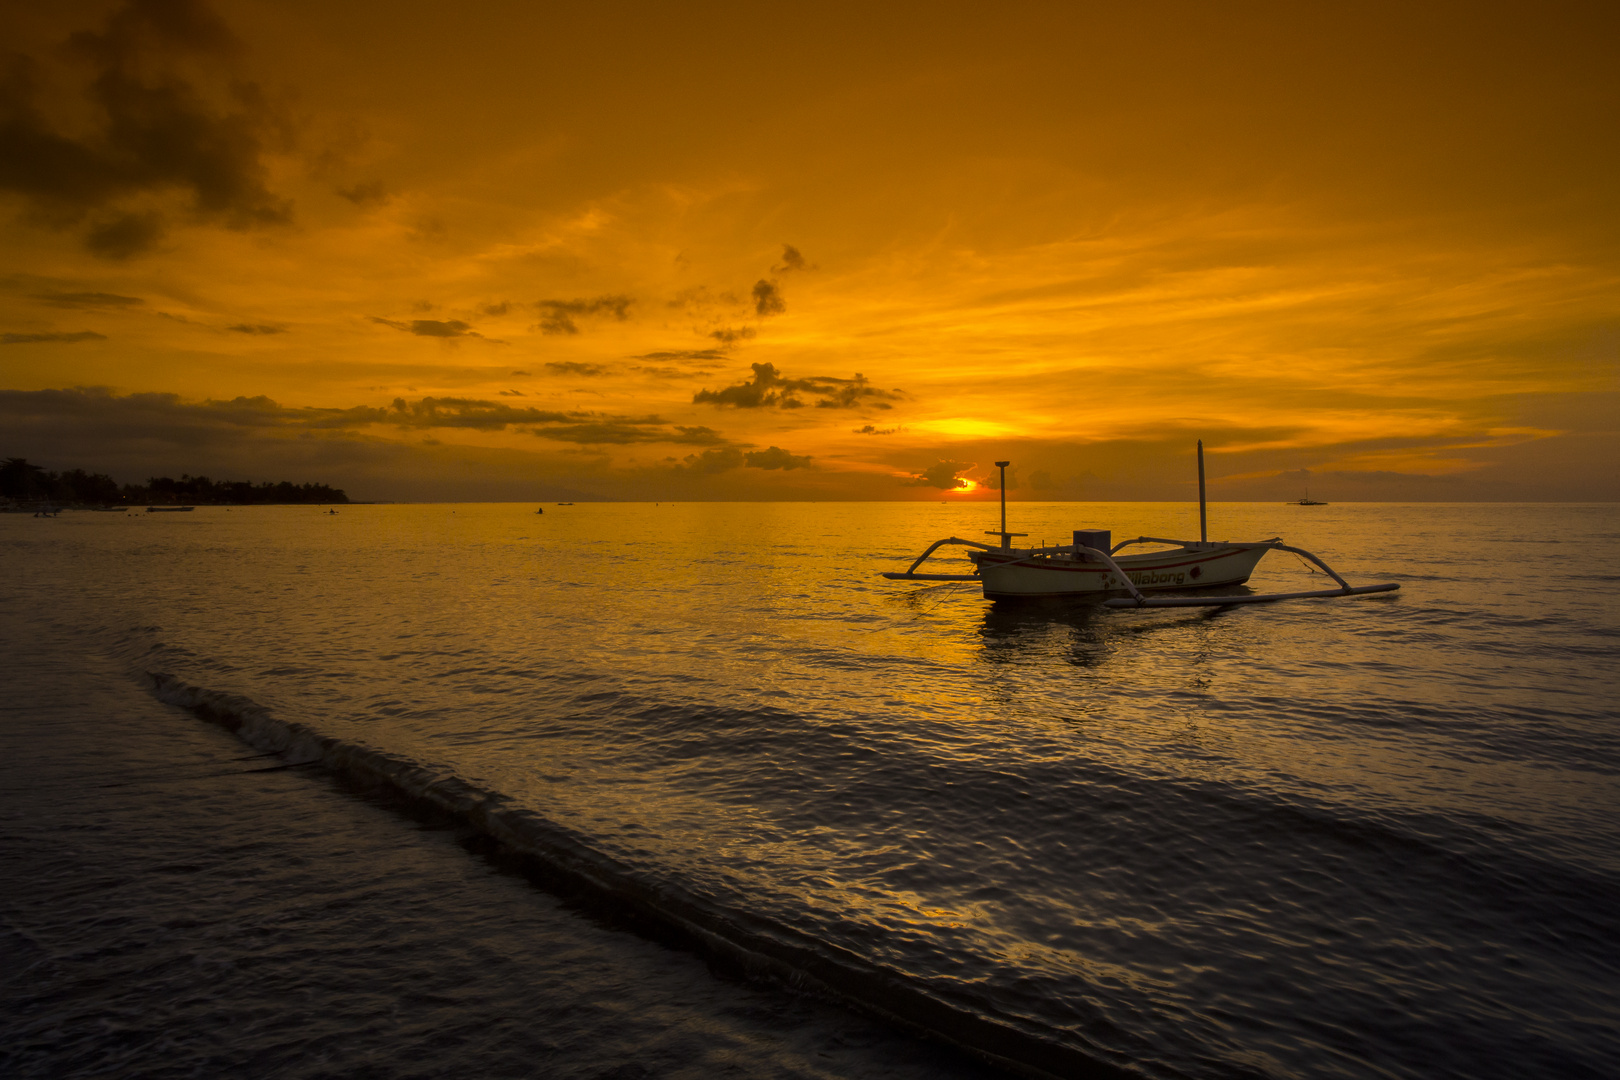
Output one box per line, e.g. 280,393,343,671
3,501,1617,1078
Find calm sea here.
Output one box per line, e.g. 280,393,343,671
2,501,1617,1079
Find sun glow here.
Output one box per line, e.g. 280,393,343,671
0,2,1613,502
920,419,1017,440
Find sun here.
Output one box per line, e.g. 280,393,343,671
953,479,979,494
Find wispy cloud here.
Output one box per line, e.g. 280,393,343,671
534,423,723,446
534,295,633,334
369,316,496,341
2,331,107,344
31,292,143,308
632,349,728,362
336,181,389,206
694,363,903,410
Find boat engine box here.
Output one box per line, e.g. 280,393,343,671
1072,529,1111,553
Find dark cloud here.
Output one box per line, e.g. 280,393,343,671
744,446,811,470
0,0,293,258
480,301,510,316
678,443,810,473
0,388,358,441
853,424,899,435
906,461,974,489
773,245,808,273
0,390,762,494
335,180,389,206
665,285,740,312
0,389,779,500
813,375,901,409
544,361,609,376
693,363,794,408
693,363,903,410
407,217,446,243
681,447,744,473
412,321,474,337
85,211,167,259
498,389,525,396
369,316,485,339
379,396,571,429
380,398,723,447
982,465,1018,491
709,327,755,345
226,323,284,334
31,291,143,308
2,331,107,345
0,387,606,502
534,295,633,335
673,425,724,445
510,370,531,376
752,279,784,316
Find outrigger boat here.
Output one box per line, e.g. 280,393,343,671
883,444,1399,610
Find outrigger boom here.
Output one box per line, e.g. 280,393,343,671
881,449,1400,609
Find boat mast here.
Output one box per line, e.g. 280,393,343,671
1197,440,1207,543
996,461,1009,539
984,460,1026,550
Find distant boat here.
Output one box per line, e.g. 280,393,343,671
1289,480,1327,505
146,506,195,513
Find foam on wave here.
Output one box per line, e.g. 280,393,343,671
143,670,1142,1080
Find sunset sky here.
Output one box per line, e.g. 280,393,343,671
3,0,1616,501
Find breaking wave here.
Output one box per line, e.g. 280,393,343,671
143,670,1135,1080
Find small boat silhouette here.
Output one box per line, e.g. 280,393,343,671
886,444,1394,609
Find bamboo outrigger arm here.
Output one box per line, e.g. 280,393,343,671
1102,582,1400,608
1102,539,1399,609
880,536,996,581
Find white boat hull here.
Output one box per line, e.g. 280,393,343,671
968,543,1270,600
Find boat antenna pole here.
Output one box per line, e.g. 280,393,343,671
1197,440,1207,543
984,461,1026,550
996,461,1009,540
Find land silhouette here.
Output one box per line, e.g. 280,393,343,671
1,458,349,507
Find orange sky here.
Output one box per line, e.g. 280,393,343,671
3,0,1616,500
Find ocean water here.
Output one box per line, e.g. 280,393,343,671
2,501,1617,1079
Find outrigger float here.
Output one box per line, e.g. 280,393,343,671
882,443,1400,610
